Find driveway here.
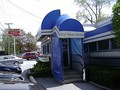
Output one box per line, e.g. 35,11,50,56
20,59,37,81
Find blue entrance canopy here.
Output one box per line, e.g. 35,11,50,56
56,14,84,32
36,9,85,81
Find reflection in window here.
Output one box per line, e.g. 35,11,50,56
111,38,119,49
98,40,109,50
89,42,97,52
84,44,89,53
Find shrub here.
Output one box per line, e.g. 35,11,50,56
30,61,52,77
86,65,120,89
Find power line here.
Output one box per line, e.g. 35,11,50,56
0,21,5,29
0,0,7,22
4,12,41,24
7,0,42,19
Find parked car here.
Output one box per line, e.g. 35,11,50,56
0,63,22,74
0,55,23,66
22,52,39,60
0,73,24,81
0,73,45,90
36,55,49,62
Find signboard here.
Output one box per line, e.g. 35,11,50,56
59,31,84,38
8,29,21,36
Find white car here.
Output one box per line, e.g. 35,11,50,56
0,55,23,66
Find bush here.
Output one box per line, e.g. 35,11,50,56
86,65,120,89
30,61,52,77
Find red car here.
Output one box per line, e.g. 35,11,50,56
22,52,38,60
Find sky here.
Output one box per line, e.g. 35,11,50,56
0,0,79,36
0,0,116,36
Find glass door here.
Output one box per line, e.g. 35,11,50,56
62,39,70,68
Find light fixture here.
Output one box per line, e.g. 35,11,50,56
47,36,50,40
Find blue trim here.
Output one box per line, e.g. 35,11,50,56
56,14,84,32
84,33,113,42
41,9,61,30
85,24,112,38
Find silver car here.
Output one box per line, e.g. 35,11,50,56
0,55,23,66
0,73,45,90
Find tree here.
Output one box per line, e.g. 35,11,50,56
2,29,13,54
74,0,112,24
2,29,38,54
112,0,120,48
24,32,37,52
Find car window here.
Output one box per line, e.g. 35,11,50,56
26,53,30,55
0,57,3,60
31,53,35,55
4,57,8,59
10,56,15,59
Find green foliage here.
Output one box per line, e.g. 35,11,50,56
112,0,120,48
2,29,37,54
86,65,120,89
31,61,52,77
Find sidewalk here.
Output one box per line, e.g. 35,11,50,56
34,77,108,90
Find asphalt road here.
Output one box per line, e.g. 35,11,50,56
20,59,37,81
20,59,37,72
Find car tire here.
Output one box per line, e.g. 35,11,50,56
14,62,19,66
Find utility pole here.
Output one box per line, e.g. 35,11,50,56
5,23,13,55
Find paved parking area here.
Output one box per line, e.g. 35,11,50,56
20,59,37,81
20,59,37,72
35,77,106,90
19,60,108,90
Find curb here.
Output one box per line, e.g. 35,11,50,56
29,76,37,83
89,81,110,90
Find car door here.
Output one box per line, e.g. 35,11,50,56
1,56,14,65
0,56,9,64
7,56,16,65
0,56,5,64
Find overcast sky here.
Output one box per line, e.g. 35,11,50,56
0,0,116,36
0,0,80,36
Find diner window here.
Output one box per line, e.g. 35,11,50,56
43,45,46,54
111,38,119,49
47,43,50,54
98,40,109,50
89,42,97,52
84,44,89,53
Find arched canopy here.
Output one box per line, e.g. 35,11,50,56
41,9,61,30
36,9,84,41
56,14,84,32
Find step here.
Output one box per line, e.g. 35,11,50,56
64,74,82,80
61,78,83,84
64,70,82,75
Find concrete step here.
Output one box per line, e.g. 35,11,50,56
62,69,83,84
64,69,82,75
61,78,83,84
64,74,82,80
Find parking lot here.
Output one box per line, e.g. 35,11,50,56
20,59,37,81
20,59,37,72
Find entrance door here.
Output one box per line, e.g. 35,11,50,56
62,39,70,68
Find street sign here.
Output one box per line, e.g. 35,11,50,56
8,29,21,36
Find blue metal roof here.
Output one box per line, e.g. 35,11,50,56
85,24,112,38
56,14,84,32
41,9,61,30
